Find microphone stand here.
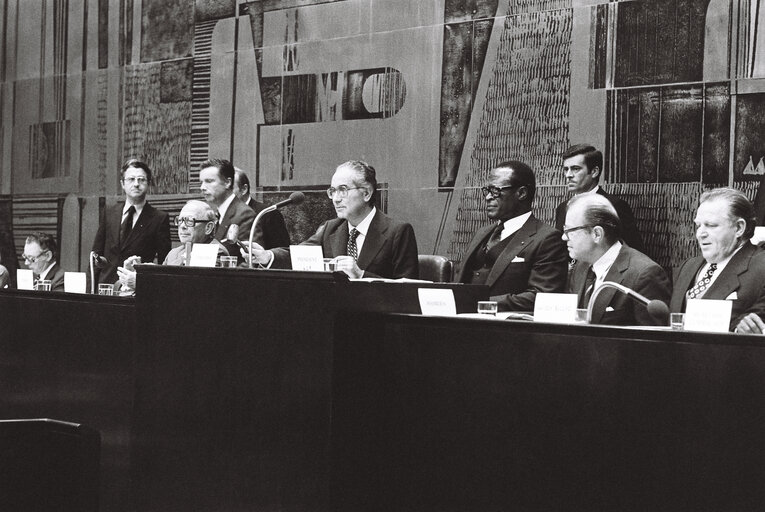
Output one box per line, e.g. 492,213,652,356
89,252,97,294
248,205,277,269
586,281,652,324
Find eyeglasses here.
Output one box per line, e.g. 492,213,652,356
175,217,211,227
123,177,148,185
327,186,364,198
22,250,49,263
481,184,519,199
562,225,593,237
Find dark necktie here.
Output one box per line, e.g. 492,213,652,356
580,267,597,308
687,263,717,300
121,205,135,243
347,228,360,260
484,222,503,252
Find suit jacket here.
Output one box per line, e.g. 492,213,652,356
670,243,765,331
455,215,568,311
271,210,419,279
569,245,670,326
246,196,291,249
215,195,255,243
43,262,66,292
555,188,644,253
92,202,171,284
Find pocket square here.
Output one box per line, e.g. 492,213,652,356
725,292,738,300
511,257,525,263
606,306,615,312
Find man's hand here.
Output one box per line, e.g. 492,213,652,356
333,256,364,279
239,241,272,266
123,255,142,272
735,313,765,335
117,267,137,290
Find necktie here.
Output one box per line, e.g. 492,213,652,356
484,222,503,252
580,267,596,308
347,228,360,260
687,263,717,300
121,205,135,243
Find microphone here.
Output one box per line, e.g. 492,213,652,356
248,192,305,268
586,281,670,325
89,252,100,294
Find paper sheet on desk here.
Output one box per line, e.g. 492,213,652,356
350,277,434,283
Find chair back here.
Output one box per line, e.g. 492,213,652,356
418,255,453,282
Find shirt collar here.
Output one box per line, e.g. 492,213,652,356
349,207,377,236
217,193,236,221
498,211,532,240
576,185,600,196
123,201,145,217
39,261,56,280
591,241,622,280
702,242,746,276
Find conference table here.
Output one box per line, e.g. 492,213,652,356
1,266,764,511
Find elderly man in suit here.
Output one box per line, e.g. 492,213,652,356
200,158,255,249
670,187,765,334
23,232,66,292
455,160,568,311
554,144,644,253
565,194,670,325
244,160,419,279
233,168,291,248
92,159,171,284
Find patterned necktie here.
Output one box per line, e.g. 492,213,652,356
580,267,597,308
347,228,360,260
484,222,503,252
121,205,135,243
687,263,717,300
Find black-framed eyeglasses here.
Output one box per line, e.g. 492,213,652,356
481,184,519,199
123,177,148,185
327,186,364,198
562,225,593,237
175,217,212,227
22,250,49,263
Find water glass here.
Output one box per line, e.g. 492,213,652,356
98,283,114,296
477,301,498,316
35,280,52,292
670,312,685,330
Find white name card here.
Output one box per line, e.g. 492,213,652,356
533,293,578,323
751,226,765,245
188,244,219,267
64,272,87,294
290,245,324,271
685,299,732,333
418,288,457,316
17,269,34,290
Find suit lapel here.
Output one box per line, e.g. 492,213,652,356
328,220,349,258
670,257,704,311
356,212,386,270
485,217,538,287
704,244,754,300
122,203,151,248
590,246,628,324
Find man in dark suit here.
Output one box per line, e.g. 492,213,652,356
92,159,171,284
455,160,568,311
565,194,670,325
554,144,644,252
670,187,765,334
244,160,419,279
200,159,255,249
23,232,66,292
233,168,291,248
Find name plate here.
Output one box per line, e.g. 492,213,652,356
17,269,34,290
685,299,732,332
418,288,457,316
188,244,219,267
290,245,324,271
533,293,578,323
64,272,87,294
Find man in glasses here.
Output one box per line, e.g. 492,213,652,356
92,159,171,284
565,194,669,325
555,144,644,253
455,160,568,311
116,200,229,289
243,160,419,279
23,232,65,292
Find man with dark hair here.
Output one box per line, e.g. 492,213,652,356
233,168,291,249
555,144,644,252
565,194,670,325
244,160,419,279
671,187,765,333
92,158,171,284
455,160,568,311
24,232,66,292
200,159,255,248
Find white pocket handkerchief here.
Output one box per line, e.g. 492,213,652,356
725,291,738,300
606,306,615,312
511,256,525,263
